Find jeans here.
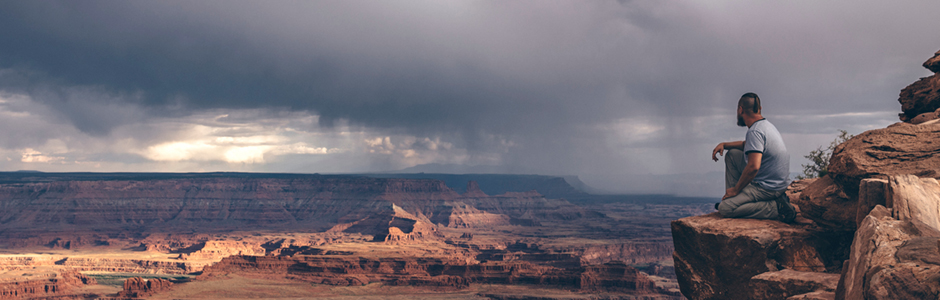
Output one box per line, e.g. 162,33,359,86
718,149,782,219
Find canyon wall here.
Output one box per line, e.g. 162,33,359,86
0,174,586,248
0,271,95,300
199,254,658,293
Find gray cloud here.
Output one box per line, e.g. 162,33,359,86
0,1,938,195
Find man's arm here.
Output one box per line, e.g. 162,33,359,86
712,141,745,161
723,152,762,199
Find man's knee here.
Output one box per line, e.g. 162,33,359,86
725,148,744,163
718,201,735,217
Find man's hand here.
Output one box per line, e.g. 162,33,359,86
722,187,738,200
712,143,725,161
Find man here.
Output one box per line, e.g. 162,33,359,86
711,92,797,222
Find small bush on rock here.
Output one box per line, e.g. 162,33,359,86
797,130,853,180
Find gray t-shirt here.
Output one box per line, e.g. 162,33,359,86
744,119,790,191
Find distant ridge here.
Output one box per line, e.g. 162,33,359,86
364,173,591,200
0,171,713,205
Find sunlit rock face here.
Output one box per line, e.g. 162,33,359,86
837,176,940,300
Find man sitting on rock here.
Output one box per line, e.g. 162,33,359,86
711,92,798,222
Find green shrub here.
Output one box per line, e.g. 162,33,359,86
796,130,853,180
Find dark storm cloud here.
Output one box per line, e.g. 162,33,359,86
1,1,939,194
0,1,628,138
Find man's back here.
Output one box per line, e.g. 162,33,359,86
744,119,789,191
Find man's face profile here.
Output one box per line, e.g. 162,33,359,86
736,106,746,127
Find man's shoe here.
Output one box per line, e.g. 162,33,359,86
775,194,796,223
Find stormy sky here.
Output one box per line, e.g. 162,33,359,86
0,1,936,196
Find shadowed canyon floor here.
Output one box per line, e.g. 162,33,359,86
0,172,710,299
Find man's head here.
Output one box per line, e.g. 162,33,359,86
737,92,761,127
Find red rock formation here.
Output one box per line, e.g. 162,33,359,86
828,121,940,197
176,240,265,260
576,243,674,265
117,277,173,298
840,175,940,300
925,49,940,73
0,271,95,300
441,202,511,228
792,175,856,230
0,175,589,247
748,269,839,299
198,255,658,293
898,49,940,122
671,213,850,299
836,200,940,299
57,257,198,274
459,190,589,226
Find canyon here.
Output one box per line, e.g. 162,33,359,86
0,172,709,299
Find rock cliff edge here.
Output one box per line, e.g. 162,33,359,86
672,48,940,300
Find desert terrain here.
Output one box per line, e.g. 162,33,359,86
0,172,710,299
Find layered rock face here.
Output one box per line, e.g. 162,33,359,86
673,48,940,300
118,277,173,298
577,243,674,265
0,175,458,234
0,174,582,247
898,48,940,123
836,176,940,299
671,213,847,299
199,254,657,293
0,271,95,300
828,121,940,198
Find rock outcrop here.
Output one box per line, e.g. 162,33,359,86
748,269,839,300
671,213,849,299
199,254,658,293
57,257,199,274
898,48,940,122
792,176,855,230
577,242,674,265
0,271,95,300
836,176,940,299
828,121,940,197
117,277,173,298
925,49,940,73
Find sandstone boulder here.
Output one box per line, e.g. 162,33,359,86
910,108,940,124
835,205,940,300
748,269,839,299
898,73,940,122
828,121,940,197
925,49,940,73
836,176,940,300
786,178,816,204
792,175,855,230
887,175,940,231
671,213,850,300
